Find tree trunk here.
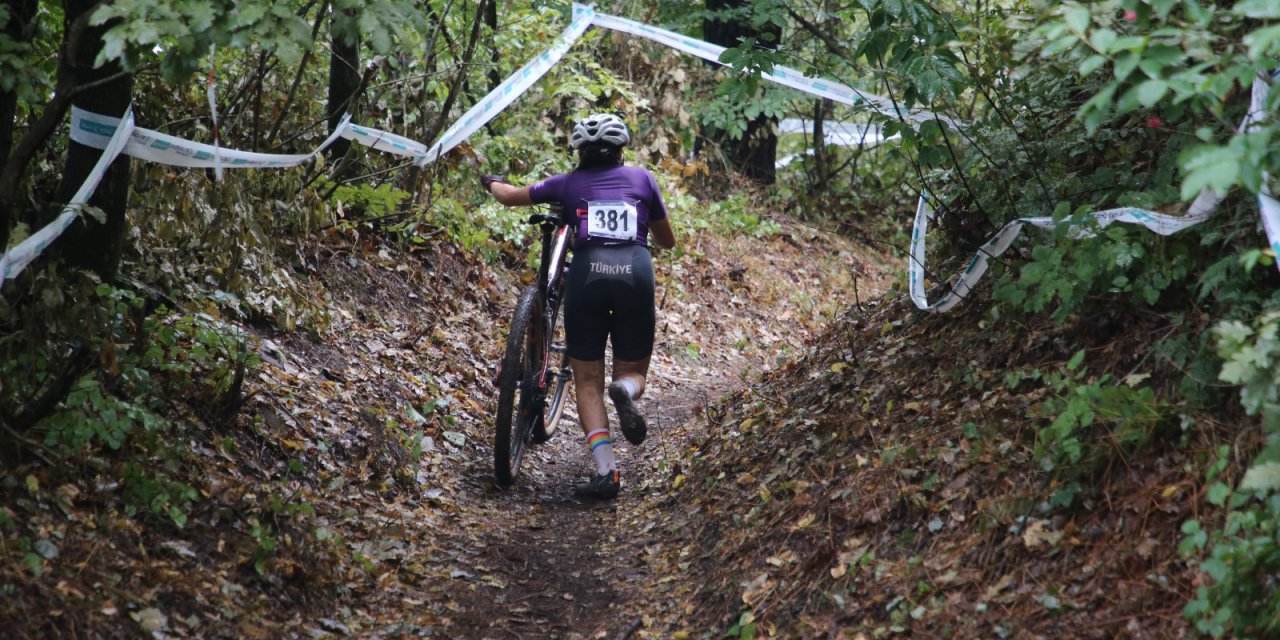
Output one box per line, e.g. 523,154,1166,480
812,98,830,188
703,0,781,185
53,0,134,280
327,9,361,163
0,0,38,249
485,0,500,90
0,0,38,175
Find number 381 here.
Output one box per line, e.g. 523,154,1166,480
595,209,629,232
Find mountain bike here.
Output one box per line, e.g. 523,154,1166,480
493,209,574,486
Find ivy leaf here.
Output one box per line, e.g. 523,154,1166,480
1089,29,1116,53
1244,25,1280,60
1218,359,1252,384
1135,79,1168,107
1213,320,1254,349
1113,52,1140,81
1067,350,1085,371
1206,481,1230,506
1079,54,1107,76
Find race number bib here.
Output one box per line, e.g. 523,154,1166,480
586,200,638,241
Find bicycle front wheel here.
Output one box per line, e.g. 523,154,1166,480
494,285,543,487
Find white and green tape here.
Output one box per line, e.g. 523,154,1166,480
7,4,1276,304
70,106,352,169
1,108,136,280
910,71,1278,312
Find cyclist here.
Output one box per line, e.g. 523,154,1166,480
481,113,677,500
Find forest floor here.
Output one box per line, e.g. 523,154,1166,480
3,209,896,639
6,197,1216,638
282,214,892,639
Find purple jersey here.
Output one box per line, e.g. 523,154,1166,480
528,165,668,248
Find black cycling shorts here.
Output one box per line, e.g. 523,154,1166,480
563,244,656,362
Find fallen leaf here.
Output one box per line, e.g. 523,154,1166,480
741,573,774,605
1022,520,1062,549
131,608,167,633
792,513,816,530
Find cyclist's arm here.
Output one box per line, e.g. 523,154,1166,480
489,182,534,207
650,217,676,249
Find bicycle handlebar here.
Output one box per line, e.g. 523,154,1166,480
526,212,564,226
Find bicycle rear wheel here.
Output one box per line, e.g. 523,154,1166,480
494,286,543,486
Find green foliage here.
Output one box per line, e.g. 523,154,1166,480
1178,310,1280,636
95,0,305,77
324,180,411,220
994,220,1194,322
0,2,60,105
1214,311,1280,429
3,283,260,528
1034,0,1280,198
725,610,758,640
94,0,423,80
41,376,166,452
1181,439,1280,637
249,519,279,575
707,193,781,238
699,86,789,141
424,194,535,264
1011,350,1167,507
120,462,199,528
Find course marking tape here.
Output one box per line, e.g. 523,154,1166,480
10,5,1275,301
71,107,351,169
2,109,136,280
909,72,1277,312
412,4,596,166
586,7,958,128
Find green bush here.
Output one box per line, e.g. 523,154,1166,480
994,218,1195,322
1178,310,1280,636
1009,350,1167,508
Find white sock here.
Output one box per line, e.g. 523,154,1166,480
615,378,639,399
586,430,616,475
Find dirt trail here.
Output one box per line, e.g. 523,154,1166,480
330,218,893,639
8,215,890,639
393,365,720,639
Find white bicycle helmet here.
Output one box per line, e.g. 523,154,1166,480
570,113,630,149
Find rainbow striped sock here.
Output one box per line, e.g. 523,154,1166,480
586,429,616,475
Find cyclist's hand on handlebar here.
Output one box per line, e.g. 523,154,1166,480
480,173,507,191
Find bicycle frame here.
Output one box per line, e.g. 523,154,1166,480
532,212,571,392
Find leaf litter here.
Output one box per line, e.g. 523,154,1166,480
7,199,1211,638
1,211,886,638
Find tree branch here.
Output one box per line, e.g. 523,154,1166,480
266,3,328,146
786,6,853,61
0,9,95,248
5,345,94,434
